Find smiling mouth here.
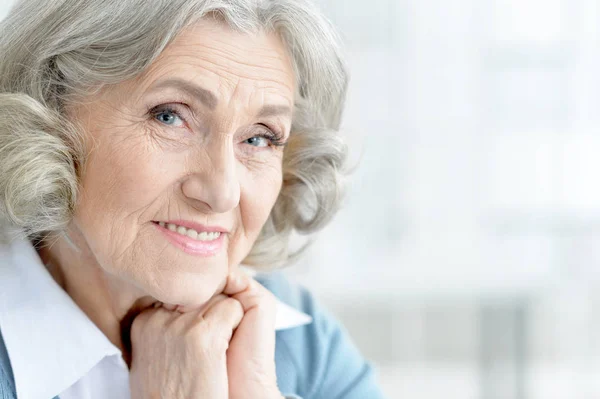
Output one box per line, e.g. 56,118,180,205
153,221,221,242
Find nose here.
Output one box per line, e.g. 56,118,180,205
180,141,240,214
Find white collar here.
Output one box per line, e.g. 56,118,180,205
0,235,311,399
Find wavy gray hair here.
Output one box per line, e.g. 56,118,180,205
0,0,348,269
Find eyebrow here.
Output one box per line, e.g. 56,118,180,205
257,104,292,119
148,78,218,109
148,78,292,119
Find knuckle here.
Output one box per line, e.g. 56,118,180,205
164,319,183,340
130,308,169,342
249,284,277,310
210,296,242,315
201,294,227,314
150,308,172,327
224,297,243,313
189,323,229,355
188,324,211,347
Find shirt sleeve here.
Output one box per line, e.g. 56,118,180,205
301,291,387,399
261,272,388,399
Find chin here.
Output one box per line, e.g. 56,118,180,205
138,265,227,309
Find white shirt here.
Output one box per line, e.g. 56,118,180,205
0,235,312,399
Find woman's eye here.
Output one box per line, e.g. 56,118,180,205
245,136,270,148
153,109,184,128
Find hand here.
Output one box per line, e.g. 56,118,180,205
224,269,284,399
128,293,244,399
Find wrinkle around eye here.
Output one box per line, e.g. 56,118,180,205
144,118,191,152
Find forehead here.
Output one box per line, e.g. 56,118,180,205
133,19,296,107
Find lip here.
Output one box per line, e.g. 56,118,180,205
153,221,225,257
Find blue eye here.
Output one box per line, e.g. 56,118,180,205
243,127,286,149
245,136,269,147
153,108,185,127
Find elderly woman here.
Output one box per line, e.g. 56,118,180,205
0,0,385,398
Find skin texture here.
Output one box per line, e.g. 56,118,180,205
37,19,294,398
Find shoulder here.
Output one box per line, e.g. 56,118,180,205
256,271,386,399
0,329,16,399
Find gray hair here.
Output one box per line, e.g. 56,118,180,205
0,0,348,269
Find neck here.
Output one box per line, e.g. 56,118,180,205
36,228,156,364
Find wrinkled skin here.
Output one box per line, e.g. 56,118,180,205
38,19,295,398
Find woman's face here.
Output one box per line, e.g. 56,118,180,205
68,20,295,308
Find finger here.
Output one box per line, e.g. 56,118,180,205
127,306,172,368
203,297,244,332
223,268,252,297
173,294,229,328
162,303,177,311
226,281,278,375
231,277,276,316
197,294,229,315
230,278,277,343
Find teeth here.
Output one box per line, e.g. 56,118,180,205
158,222,221,242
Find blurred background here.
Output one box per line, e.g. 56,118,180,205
2,0,600,398
288,0,600,398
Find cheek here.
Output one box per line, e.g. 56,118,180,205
74,125,180,264
78,139,151,226
79,113,194,214
237,163,283,243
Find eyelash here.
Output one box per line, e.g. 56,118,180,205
254,129,286,147
148,104,287,148
149,104,187,128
